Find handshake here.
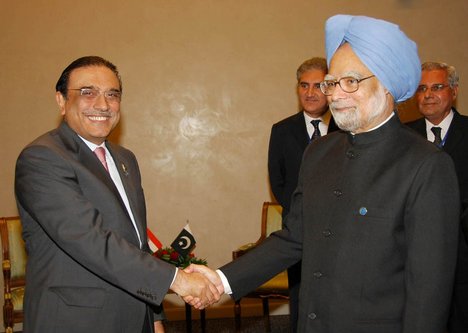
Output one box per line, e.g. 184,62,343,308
169,264,225,309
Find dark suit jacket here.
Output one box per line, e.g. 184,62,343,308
407,109,468,333
222,115,460,333
268,111,338,216
15,122,175,333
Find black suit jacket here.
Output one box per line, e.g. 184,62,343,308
268,111,338,216
223,115,460,332
407,109,468,332
15,122,175,333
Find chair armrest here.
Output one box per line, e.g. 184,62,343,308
232,242,257,259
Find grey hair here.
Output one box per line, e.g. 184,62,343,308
421,61,459,88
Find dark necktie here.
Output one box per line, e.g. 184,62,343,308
431,127,442,147
94,147,109,172
310,120,321,142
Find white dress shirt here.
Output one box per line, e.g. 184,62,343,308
79,136,143,248
304,110,332,139
424,109,453,145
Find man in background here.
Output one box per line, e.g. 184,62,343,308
267,57,337,332
15,56,219,333
406,61,468,333
189,15,461,333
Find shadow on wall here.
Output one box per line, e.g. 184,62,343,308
397,97,421,123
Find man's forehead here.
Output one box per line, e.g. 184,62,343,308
300,69,325,79
421,69,447,80
325,70,364,79
328,44,372,75
69,66,119,86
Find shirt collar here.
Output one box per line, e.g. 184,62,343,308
303,110,331,125
424,109,454,135
78,135,107,152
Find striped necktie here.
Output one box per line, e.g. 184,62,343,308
310,120,322,141
431,127,442,147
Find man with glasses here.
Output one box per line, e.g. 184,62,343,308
15,56,220,333
188,15,460,333
407,62,468,333
267,57,337,332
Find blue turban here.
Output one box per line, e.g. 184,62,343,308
325,15,421,103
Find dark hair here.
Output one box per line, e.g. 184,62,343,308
55,56,122,97
296,57,327,82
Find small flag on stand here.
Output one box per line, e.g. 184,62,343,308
171,223,196,257
147,228,163,252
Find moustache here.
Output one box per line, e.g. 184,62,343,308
82,111,113,117
329,102,355,110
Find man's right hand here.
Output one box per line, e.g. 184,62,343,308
169,268,220,309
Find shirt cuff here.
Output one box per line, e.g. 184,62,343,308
170,267,178,287
216,269,232,295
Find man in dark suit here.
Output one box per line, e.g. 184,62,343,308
188,15,460,333
267,57,337,332
15,56,219,333
406,61,468,333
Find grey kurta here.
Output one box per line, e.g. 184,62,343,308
222,115,460,333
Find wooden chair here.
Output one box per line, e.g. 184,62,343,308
232,202,289,332
0,216,27,333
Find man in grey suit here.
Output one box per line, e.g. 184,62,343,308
268,57,337,332
406,62,468,333
188,15,460,333
15,56,219,333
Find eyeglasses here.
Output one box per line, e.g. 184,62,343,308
416,84,450,94
68,88,122,103
319,75,375,96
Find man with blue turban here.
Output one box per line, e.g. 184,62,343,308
187,15,460,333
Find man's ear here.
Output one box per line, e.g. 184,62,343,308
55,91,66,116
452,85,459,102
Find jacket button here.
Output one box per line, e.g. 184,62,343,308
322,229,332,237
346,150,355,159
313,271,323,278
308,312,317,320
333,189,342,197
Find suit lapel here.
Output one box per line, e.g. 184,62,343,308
57,122,144,247
58,122,120,196
444,111,463,154
291,112,309,150
107,143,146,246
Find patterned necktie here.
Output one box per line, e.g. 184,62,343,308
431,127,442,147
310,120,322,141
94,147,109,172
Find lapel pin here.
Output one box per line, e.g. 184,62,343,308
121,163,129,176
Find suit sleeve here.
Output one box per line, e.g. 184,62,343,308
220,174,304,299
268,124,286,206
15,144,176,306
462,205,468,244
403,151,460,333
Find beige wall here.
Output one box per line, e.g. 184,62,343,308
1,0,467,275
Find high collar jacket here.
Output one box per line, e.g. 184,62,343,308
222,115,460,333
